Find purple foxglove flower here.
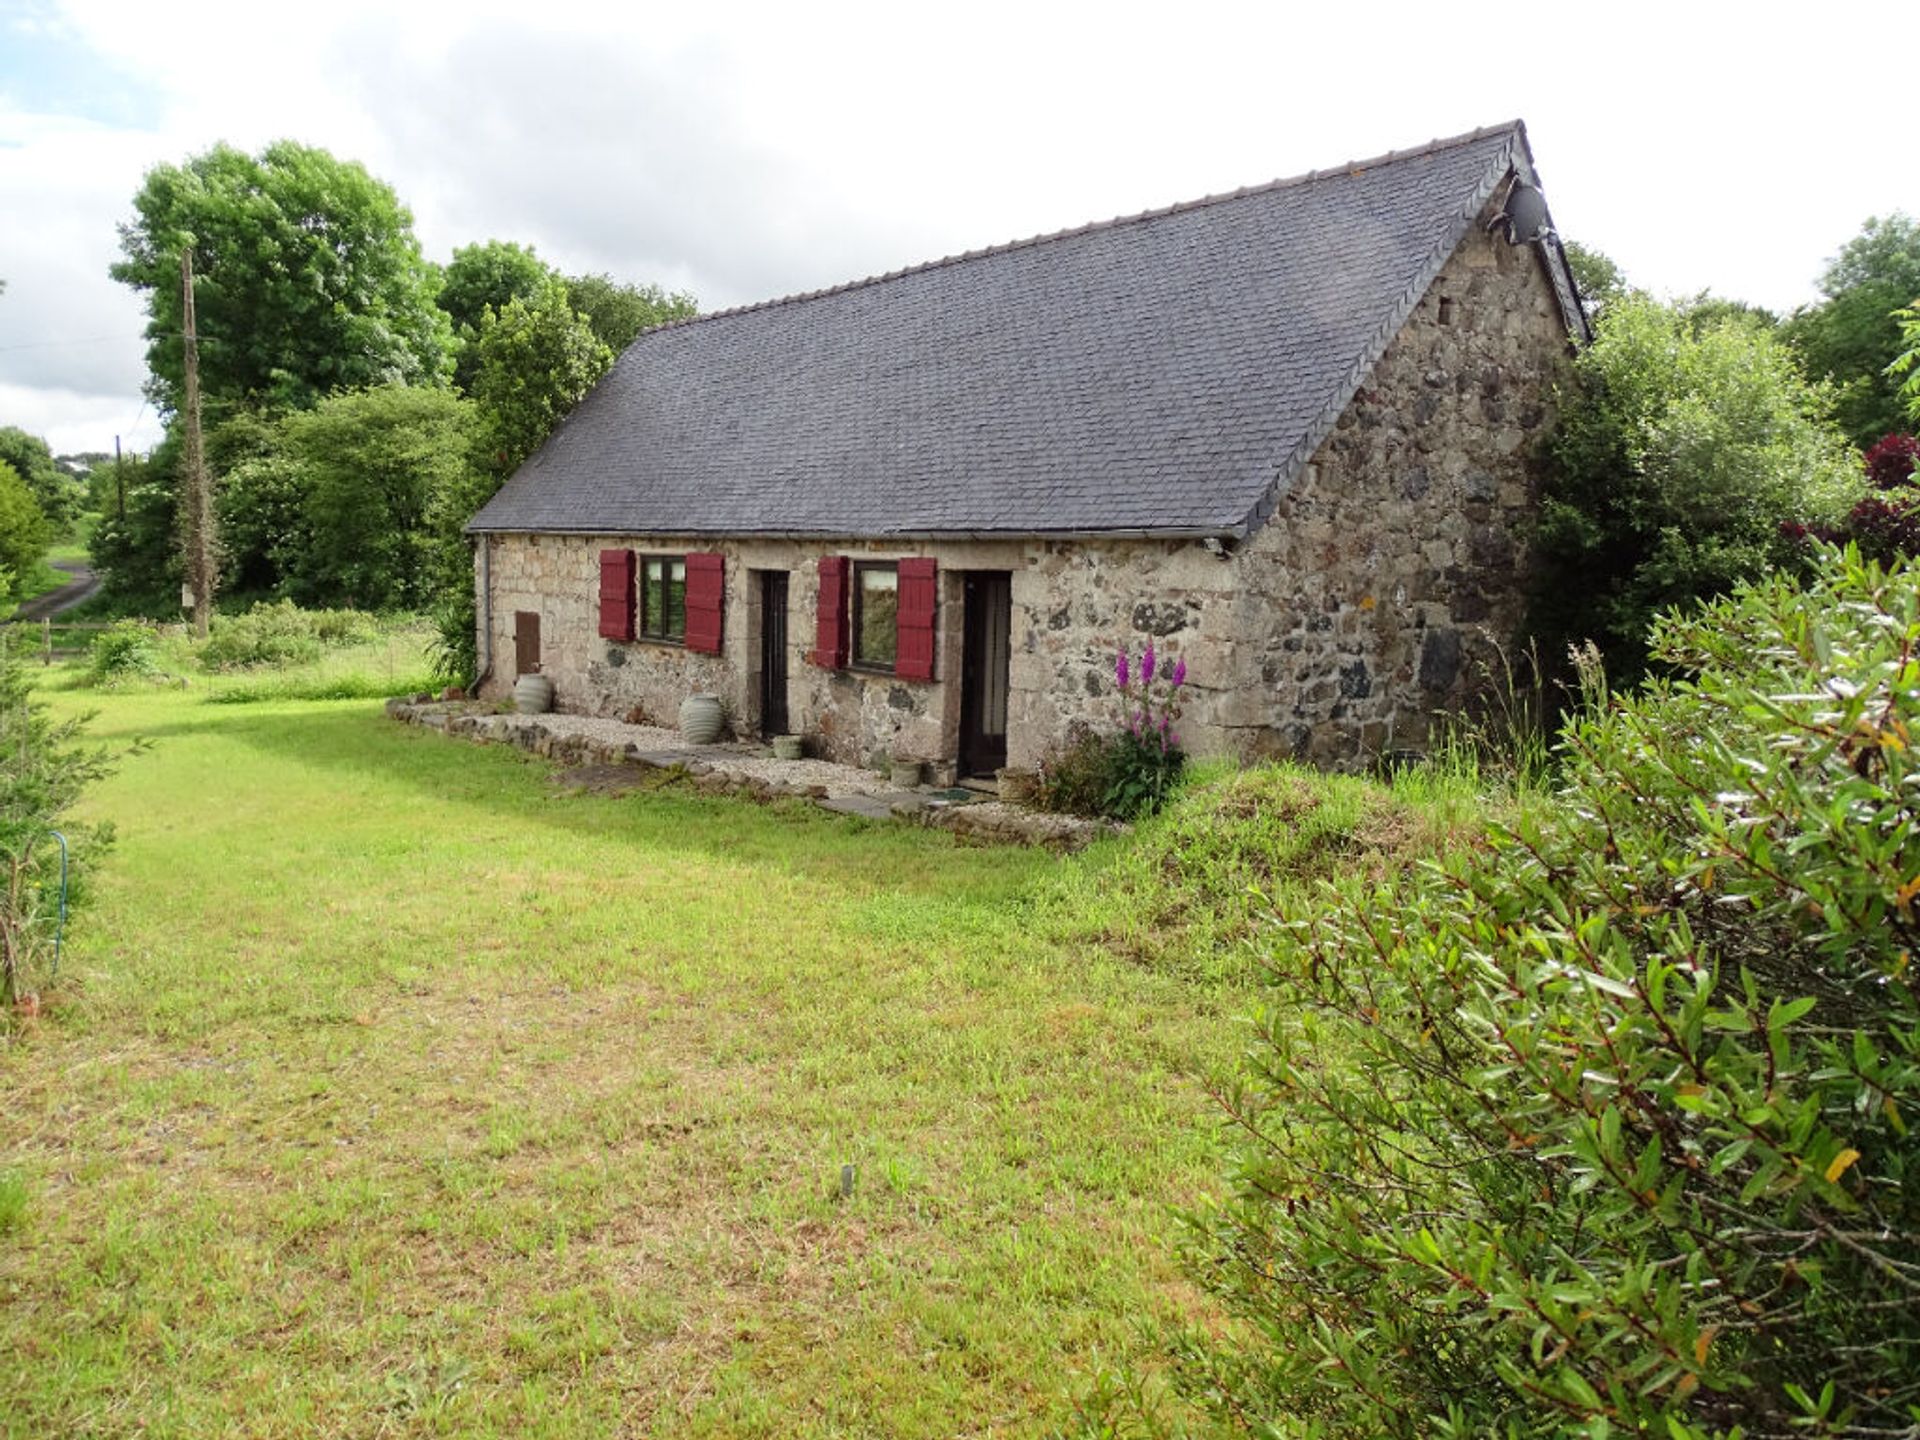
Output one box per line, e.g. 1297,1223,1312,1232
1116,650,1129,690
1141,641,1156,685
1168,730,1180,749
1170,657,1186,688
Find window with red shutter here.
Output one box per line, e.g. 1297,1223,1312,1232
811,556,849,668
684,552,725,654
895,558,937,680
598,549,634,641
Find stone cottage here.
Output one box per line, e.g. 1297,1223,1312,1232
467,120,1587,779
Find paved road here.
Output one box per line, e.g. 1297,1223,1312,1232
10,559,101,622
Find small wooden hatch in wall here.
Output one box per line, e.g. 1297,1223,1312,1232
514,611,542,676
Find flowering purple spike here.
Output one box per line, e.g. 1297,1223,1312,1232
1116,650,1129,690
1170,657,1186,688
1141,641,1156,685
1168,730,1180,749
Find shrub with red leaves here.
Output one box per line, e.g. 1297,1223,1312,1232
1863,432,1919,488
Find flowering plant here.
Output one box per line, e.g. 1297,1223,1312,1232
1106,640,1188,818
1033,640,1192,820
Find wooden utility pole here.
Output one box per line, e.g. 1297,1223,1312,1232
113,434,125,523
179,246,214,638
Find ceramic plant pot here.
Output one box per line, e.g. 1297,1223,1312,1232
890,759,923,789
771,734,805,761
513,673,554,714
679,693,724,745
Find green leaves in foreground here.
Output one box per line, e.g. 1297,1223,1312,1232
1160,547,1919,1439
0,632,125,1007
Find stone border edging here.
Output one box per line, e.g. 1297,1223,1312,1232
384,699,1118,852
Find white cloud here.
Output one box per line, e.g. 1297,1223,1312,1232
1,0,1914,452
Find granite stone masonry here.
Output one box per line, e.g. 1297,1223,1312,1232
468,122,1586,777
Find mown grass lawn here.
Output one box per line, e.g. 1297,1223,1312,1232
2,684,1250,1437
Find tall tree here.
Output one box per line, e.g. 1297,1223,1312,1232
1531,292,1862,681
110,141,454,417
1784,212,1920,448
0,427,82,535
0,460,50,606
469,279,613,482
563,272,696,353
281,385,477,611
438,240,558,392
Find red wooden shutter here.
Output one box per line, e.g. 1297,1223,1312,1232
684,552,725,653
598,549,634,641
811,556,849,668
895,557,937,680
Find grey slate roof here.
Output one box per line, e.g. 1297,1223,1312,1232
469,121,1580,540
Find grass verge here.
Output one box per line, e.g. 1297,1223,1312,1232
2,683,1269,1437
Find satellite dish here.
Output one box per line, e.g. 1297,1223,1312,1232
1491,183,1551,245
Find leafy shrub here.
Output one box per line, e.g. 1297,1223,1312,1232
1031,727,1115,818
1,631,122,1008
200,601,323,670
1533,293,1862,683
1033,643,1188,820
87,620,164,683
306,608,381,646
198,601,380,671
1149,547,1919,1439
1863,432,1919,489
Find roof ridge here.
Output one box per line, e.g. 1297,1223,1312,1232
634,120,1527,340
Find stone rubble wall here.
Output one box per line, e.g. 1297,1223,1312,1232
475,189,1571,773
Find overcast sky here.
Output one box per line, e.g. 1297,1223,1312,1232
1,0,1912,455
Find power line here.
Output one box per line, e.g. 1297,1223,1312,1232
0,332,189,353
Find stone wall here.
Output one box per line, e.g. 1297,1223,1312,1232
1220,199,1573,763
476,196,1572,773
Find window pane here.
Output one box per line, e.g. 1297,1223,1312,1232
644,559,666,637
667,560,686,640
857,566,898,666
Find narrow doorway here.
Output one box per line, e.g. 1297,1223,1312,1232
959,572,1011,778
758,571,790,738
513,610,541,676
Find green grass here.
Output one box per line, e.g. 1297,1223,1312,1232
0,681,1277,1437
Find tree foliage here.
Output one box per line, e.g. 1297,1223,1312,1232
110,141,453,416
0,460,50,607
0,631,121,1007
279,385,477,611
469,279,612,481
1141,547,1920,1440
438,240,558,392
1784,213,1920,449
88,449,179,613
0,427,80,537
1531,293,1862,682
1561,240,1625,318
563,271,696,353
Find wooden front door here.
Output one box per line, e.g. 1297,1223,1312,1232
758,571,789,738
514,610,541,676
959,572,1011,778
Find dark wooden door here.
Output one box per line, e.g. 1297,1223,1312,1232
759,571,789,738
514,610,541,676
959,572,1011,778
